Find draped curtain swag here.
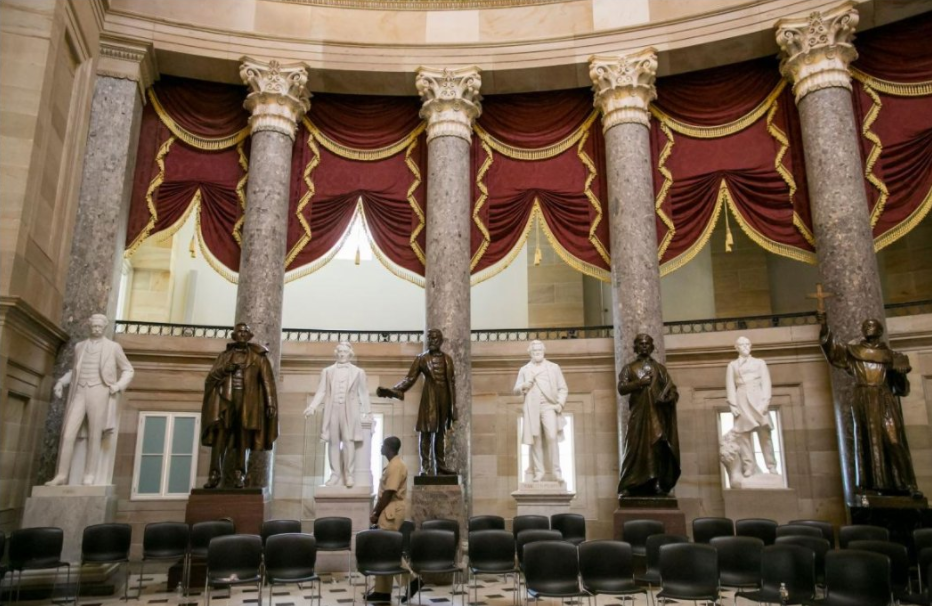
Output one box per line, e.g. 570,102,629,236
125,14,932,284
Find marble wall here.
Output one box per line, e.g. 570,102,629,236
109,313,932,555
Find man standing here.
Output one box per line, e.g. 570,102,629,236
377,329,456,476
305,341,372,488
367,436,408,603
818,313,921,497
514,340,568,482
201,323,278,489
47,314,134,486
617,333,680,498
725,336,777,476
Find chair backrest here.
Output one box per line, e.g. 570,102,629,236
355,530,403,573
710,536,763,585
848,539,910,591
789,519,836,547
644,534,689,573
513,515,550,537
551,514,586,545
143,522,189,559
261,519,302,544
776,524,823,539
516,529,563,565
190,520,235,553
265,533,317,581
658,543,719,597
9,527,64,570
410,529,457,573
81,523,132,563
824,550,892,606
578,540,635,593
914,528,932,558
467,530,516,572
524,540,581,595
839,524,889,548
774,536,831,583
692,517,735,544
759,544,816,602
468,515,505,532
735,518,778,545
920,548,932,591
206,534,262,580
622,519,665,549
422,518,460,549
314,516,352,550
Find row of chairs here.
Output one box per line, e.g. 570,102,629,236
467,514,587,544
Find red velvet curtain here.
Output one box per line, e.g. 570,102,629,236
470,89,610,281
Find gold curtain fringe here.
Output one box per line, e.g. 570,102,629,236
654,122,676,261
536,203,610,282
765,101,815,247
874,185,932,252
793,213,816,247
470,202,540,286
650,80,787,139
474,111,599,161
852,69,932,97
404,136,427,267
195,204,239,284
576,126,611,265
148,89,249,151
470,140,494,270
283,201,362,283
285,133,320,267
659,180,726,277
232,140,249,246
359,202,426,288
859,83,890,227
721,181,816,265
125,135,175,257
303,117,426,161
155,189,201,245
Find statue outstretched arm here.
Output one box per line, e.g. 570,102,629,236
819,321,850,372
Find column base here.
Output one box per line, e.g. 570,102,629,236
314,485,374,573
511,483,576,517
723,488,799,523
22,485,117,563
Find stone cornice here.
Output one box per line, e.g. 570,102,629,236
0,297,69,359
416,66,482,143
776,2,859,103
589,49,658,131
97,34,157,98
240,58,311,140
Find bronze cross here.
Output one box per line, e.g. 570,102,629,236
806,283,834,313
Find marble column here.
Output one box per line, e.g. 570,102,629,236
776,3,884,506
589,50,665,472
416,67,482,511
36,40,154,484
237,58,310,488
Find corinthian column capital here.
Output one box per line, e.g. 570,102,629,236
239,57,311,140
416,66,482,143
775,2,859,103
588,49,658,131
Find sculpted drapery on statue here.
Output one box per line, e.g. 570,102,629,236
47,314,135,486
817,313,922,498
304,341,372,488
617,333,680,498
201,323,279,489
514,340,568,483
725,337,778,477
377,329,457,476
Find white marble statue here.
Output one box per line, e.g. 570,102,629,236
725,336,778,478
304,341,372,488
514,340,568,483
47,314,135,486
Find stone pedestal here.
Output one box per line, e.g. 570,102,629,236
184,487,271,534
511,482,576,517
723,488,799,523
851,496,931,556
411,479,466,585
613,497,687,540
22,485,118,562
314,485,375,573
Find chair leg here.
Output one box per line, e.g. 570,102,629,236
73,563,83,606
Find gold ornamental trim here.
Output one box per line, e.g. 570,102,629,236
852,69,932,97
654,121,675,261
303,117,426,160
874,186,932,252
765,100,815,247
469,140,494,271
125,135,175,257
148,89,249,150
474,111,598,160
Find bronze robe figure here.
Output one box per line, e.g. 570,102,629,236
617,334,681,497
820,317,919,496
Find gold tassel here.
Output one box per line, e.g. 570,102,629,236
354,244,361,266
533,216,542,266
724,206,734,253
189,234,197,258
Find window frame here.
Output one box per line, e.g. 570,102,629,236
131,411,201,500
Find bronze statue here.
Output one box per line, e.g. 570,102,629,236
201,322,279,489
377,328,456,476
818,312,922,498
617,333,680,498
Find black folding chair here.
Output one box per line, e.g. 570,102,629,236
136,522,188,597
354,530,406,605
409,529,464,606
523,541,587,605
204,534,263,605
469,516,506,532
314,516,353,580
265,533,321,606
467,530,519,606
8,527,70,604
261,519,302,544
185,520,235,595
550,514,586,546
656,543,720,605
76,523,131,604
736,544,816,605
692,517,734,544
736,518,777,546
622,519,664,558
578,540,646,606
819,550,892,606
838,524,889,548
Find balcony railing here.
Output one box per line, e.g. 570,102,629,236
114,299,932,343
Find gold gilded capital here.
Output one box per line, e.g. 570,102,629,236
240,58,311,140
588,49,657,131
775,2,858,103
416,66,482,143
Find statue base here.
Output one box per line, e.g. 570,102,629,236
411,478,465,585
314,484,375,573
850,494,931,555
414,474,460,486
511,482,576,517
22,484,117,562
613,496,687,540
723,488,799,523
